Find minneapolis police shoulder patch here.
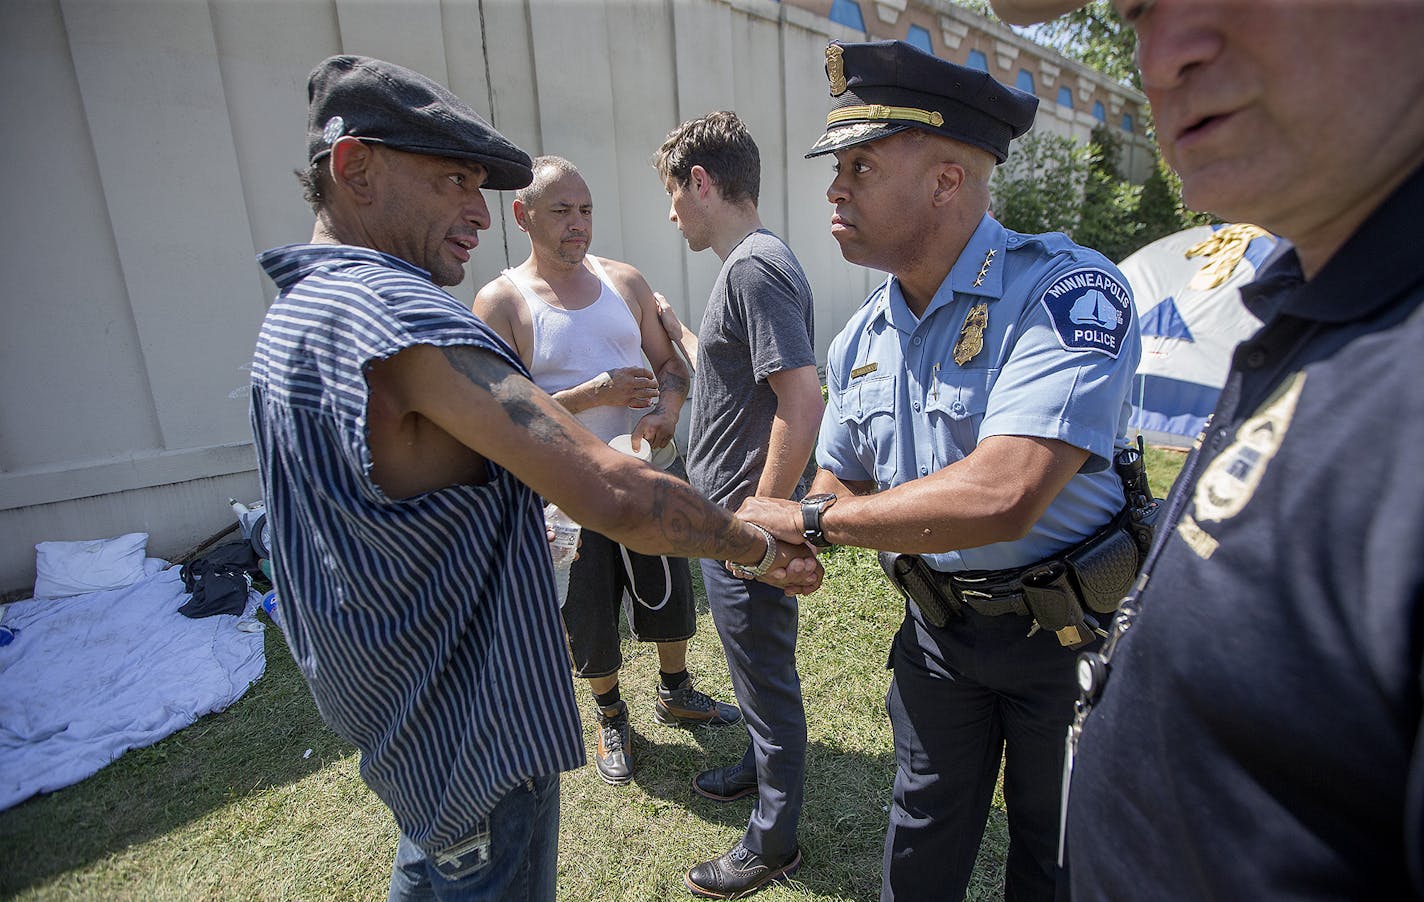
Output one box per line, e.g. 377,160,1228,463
1038,267,1133,358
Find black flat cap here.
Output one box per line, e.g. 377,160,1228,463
306,55,533,191
806,40,1038,164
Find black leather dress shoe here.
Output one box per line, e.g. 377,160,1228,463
692,760,758,801
684,841,801,899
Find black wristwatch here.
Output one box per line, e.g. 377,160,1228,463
801,493,838,548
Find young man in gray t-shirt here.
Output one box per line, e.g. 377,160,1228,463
654,111,824,899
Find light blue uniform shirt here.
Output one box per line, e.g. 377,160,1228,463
818,215,1141,572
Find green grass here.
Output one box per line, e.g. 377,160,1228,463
1144,444,1188,501
0,452,1186,901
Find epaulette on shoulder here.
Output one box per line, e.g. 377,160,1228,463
1004,230,1077,255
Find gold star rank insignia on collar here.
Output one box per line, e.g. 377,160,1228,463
954,302,989,366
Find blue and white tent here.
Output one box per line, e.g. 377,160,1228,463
1118,224,1279,445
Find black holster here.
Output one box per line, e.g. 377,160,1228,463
877,550,960,628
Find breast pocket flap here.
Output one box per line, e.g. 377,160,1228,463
838,372,897,426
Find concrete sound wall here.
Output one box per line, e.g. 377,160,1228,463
0,0,1146,592
0,0,875,592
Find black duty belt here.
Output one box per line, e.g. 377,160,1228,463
940,563,1037,616
877,504,1150,648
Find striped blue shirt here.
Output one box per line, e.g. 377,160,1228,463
250,243,584,854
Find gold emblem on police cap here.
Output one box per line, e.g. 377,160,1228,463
826,44,847,96
954,302,989,366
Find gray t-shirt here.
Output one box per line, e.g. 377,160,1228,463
687,229,816,509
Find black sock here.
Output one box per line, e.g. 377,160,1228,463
593,685,622,713
660,669,689,691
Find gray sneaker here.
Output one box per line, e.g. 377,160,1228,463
595,701,633,784
655,677,742,727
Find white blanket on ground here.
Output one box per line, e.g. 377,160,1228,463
0,563,266,811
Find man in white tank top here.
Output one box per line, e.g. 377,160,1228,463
474,157,741,788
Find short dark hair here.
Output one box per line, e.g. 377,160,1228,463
653,111,760,206
294,162,331,213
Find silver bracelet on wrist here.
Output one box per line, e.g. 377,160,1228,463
728,523,778,579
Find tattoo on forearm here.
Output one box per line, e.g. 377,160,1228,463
646,364,689,418
646,479,694,545
442,345,577,447
658,369,689,398
648,475,758,562
650,368,688,417
442,345,755,562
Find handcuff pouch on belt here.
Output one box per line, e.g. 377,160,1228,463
877,438,1161,648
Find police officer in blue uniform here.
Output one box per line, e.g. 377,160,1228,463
739,40,1142,900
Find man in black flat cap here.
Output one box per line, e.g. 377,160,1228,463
739,40,1141,900
249,55,822,901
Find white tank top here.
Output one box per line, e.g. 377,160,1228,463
504,256,643,442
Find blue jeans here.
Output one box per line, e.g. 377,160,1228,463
388,774,560,902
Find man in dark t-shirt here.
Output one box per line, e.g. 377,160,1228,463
653,111,824,900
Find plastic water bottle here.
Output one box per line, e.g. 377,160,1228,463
260,590,281,629
543,503,581,604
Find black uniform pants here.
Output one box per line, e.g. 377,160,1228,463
881,606,1090,902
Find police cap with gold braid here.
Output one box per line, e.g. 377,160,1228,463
805,39,1038,164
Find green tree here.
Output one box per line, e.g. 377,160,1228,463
977,1,1139,90
995,127,1216,263
1075,125,1143,262
965,0,1220,259
1132,157,1217,252
1042,4,1138,88
1133,161,1177,247
953,0,995,17
992,131,1087,235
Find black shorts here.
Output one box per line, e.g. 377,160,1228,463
560,528,696,679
